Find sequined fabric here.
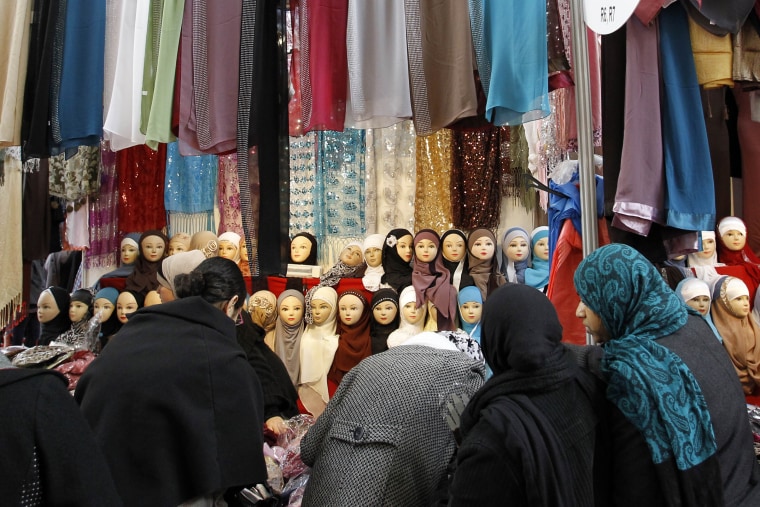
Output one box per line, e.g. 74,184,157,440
86,143,120,268
217,152,244,236
414,129,454,234
502,125,535,212
163,141,217,236
365,120,416,235
451,126,505,230
48,145,100,201
116,143,167,235
287,5,304,136
289,132,317,236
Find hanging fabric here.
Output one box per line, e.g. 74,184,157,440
414,130,454,233
48,145,100,201
163,142,217,237
85,142,120,270
289,132,317,238
117,143,167,235
0,0,32,147
0,148,23,330
217,153,244,236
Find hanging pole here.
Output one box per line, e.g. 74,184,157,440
570,0,599,258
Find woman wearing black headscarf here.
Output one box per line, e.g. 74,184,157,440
448,284,602,506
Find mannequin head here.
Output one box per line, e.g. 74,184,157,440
93,287,119,322
718,216,747,252
248,290,277,331
69,289,93,323
531,226,550,262
240,237,250,262
116,290,143,324
502,227,530,263
144,291,162,307
310,297,334,325
363,234,384,268
140,234,167,263
395,234,414,263
278,293,305,326
676,278,712,316
468,230,496,261
168,233,191,255
339,243,364,267
218,232,242,264
697,231,716,259
121,235,140,265
441,230,467,263
372,299,398,325
338,292,365,326
722,277,751,318
413,229,440,264
37,288,66,324
457,286,483,325
402,299,426,325
190,231,219,258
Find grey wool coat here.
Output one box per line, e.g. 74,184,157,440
300,344,485,507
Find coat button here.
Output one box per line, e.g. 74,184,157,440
353,426,365,441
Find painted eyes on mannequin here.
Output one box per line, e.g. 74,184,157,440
141,235,166,261
36,291,60,324
364,247,382,267
396,235,414,262
533,238,550,261
168,241,187,256
93,300,115,321
471,238,495,260
402,301,425,324
722,230,746,252
698,238,716,258
279,296,304,324
442,237,465,262
414,239,438,262
729,295,751,317
290,236,312,263
338,294,364,324
69,301,90,323
459,302,482,324
121,245,138,264
340,246,364,266
506,239,529,261
218,241,238,260
372,302,398,323
310,300,333,325
686,295,710,316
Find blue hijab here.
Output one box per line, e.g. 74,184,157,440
525,227,550,290
457,286,483,344
574,244,717,470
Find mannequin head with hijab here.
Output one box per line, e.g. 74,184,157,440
168,233,191,256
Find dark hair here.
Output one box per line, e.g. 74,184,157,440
174,257,246,309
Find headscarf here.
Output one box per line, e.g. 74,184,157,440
525,226,550,290
440,229,474,291
457,286,483,343
411,229,457,330
157,250,207,297
715,216,760,291
319,241,366,287
218,231,242,264
299,286,339,407
100,233,141,279
119,290,145,312
500,227,530,283
710,276,760,395
466,228,505,301
380,228,413,292
94,287,122,339
369,288,400,354
38,287,72,345
329,290,372,384
56,288,95,348
687,231,719,267
362,233,385,292
248,290,277,331
125,230,169,296
387,286,426,348
275,289,306,386
674,278,721,341
189,230,219,258
168,232,192,253
290,232,318,265
574,244,717,470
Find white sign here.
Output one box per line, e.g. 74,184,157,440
584,0,640,34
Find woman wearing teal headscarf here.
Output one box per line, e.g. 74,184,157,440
574,244,760,506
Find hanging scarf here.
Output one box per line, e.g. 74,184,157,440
275,289,306,386
86,142,120,269
48,145,100,201
500,227,530,284
414,130,454,232
525,226,550,290
329,290,372,384
117,143,167,234
288,132,317,237
0,149,23,329
164,141,217,237
467,228,505,301
440,229,474,291
574,244,719,473
411,229,457,330
125,230,169,296
369,288,400,354
387,286,425,348
217,153,245,236
380,228,413,292
38,287,71,345
0,1,31,147
361,233,385,292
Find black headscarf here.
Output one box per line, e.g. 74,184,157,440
125,230,169,296
369,288,400,354
380,228,413,292
440,229,475,290
290,232,318,265
38,287,71,345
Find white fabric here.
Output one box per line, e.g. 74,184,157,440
678,278,711,302
217,231,242,264
0,149,23,329
0,0,32,146
387,286,425,348
400,331,459,351
718,216,746,237
726,277,750,300
299,287,339,404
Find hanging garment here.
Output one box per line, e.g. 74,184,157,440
0,1,32,147
688,17,734,89
163,142,217,237
414,130,454,233
116,143,167,234
86,144,120,270
217,153,245,236
0,149,23,329
288,132,317,237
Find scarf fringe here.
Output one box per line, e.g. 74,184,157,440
166,211,215,238
0,293,23,331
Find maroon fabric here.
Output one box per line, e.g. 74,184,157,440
329,290,371,385
116,144,167,234
411,229,457,330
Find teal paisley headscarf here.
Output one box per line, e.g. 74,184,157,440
574,244,717,470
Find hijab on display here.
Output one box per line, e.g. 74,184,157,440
94,287,122,340
380,228,413,292
38,287,72,345
319,241,366,287
440,229,474,290
157,250,207,297
125,230,169,296
330,290,372,385
411,229,457,331
56,288,96,349
466,228,505,301
687,230,719,267
500,226,530,284
525,226,550,290
189,230,219,258
362,233,385,292
248,290,278,332
715,216,760,304
275,289,306,386
457,285,483,343
100,233,142,279
674,278,722,341
710,275,760,395
369,288,400,354
574,244,718,473
218,231,242,264
69,289,94,321
290,232,319,265
299,286,340,413
387,286,426,348
168,232,192,255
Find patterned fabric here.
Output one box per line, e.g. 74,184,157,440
314,129,366,266
86,142,120,269
574,244,717,469
414,130,454,233
116,143,167,235
48,146,100,201
289,132,317,236
217,153,244,236
0,148,23,329
163,142,217,237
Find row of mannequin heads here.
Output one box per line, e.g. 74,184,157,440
37,288,141,327
119,231,253,266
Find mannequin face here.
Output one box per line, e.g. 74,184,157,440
459,302,482,324
722,230,746,252
372,302,398,325
414,239,438,263
141,235,166,262
575,301,610,344
218,240,238,261
279,296,304,325
442,235,466,262
533,238,549,261
364,247,382,268
37,291,60,324
121,244,138,265
340,245,364,267
697,238,716,259
686,295,710,316
168,240,187,256
729,295,751,318
402,301,425,325
144,290,162,307
291,236,312,263
396,234,414,263
505,237,529,262
117,292,140,324
310,299,333,325
338,294,364,325
69,301,89,323
93,298,115,321
470,236,495,260
240,240,249,262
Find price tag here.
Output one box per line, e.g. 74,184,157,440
584,0,640,34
